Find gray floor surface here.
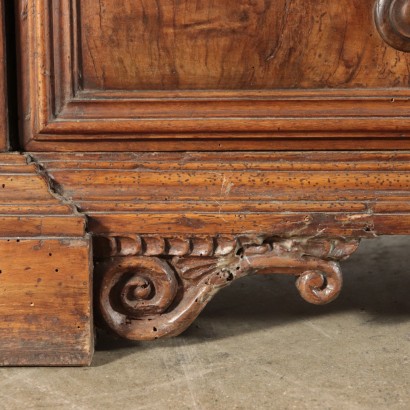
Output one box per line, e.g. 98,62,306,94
0,236,409,409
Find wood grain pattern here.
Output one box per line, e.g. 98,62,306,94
0,153,85,237
27,149,410,344
32,151,410,237
80,0,410,90
17,0,410,150
0,0,7,151
0,153,93,366
8,0,410,351
0,238,93,366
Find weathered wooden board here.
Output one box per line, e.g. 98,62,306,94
0,238,93,366
34,151,410,237
0,153,93,366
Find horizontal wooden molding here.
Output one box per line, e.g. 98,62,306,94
0,153,85,237
31,151,410,237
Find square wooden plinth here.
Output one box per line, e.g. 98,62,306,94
0,238,93,366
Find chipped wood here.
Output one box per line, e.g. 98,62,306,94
0,153,92,365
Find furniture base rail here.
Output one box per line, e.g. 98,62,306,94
2,150,410,364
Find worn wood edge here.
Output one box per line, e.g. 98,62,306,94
23,137,410,152
0,235,94,367
0,153,86,237
85,213,410,237
31,151,410,237
95,236,359,341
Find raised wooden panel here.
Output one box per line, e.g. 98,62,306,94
80,0,409,91
18,0,410,150
0,0,7,151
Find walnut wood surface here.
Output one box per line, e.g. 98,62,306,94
33,151,410,237
0,0,7,151
96,237,358,341
80,0,409,90
0,153,93,366
7,0,410,352
0,153,85,236
0,238,93,366
13,149,410,344
3,149,410,348
17,0,410,150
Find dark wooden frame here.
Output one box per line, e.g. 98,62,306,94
0,0,7,151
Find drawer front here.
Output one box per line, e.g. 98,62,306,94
18,0,410,150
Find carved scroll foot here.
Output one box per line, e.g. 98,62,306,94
95,236,359,341
96,255,245,341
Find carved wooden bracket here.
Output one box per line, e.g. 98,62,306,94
95,236,359,341
375,0,410,52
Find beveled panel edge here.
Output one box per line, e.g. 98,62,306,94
17,0,410,150
23,137,410,152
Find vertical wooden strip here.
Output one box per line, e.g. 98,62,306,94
0,0,8,151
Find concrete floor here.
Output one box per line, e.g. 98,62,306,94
0,236,410,409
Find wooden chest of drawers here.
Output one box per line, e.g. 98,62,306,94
1,0,410,365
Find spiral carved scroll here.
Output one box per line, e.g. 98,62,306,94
295,263,342,305
96,236,359,341
97,255,244,340
375,0,410,52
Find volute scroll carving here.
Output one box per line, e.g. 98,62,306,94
375,0,410,52
96,236,360,341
